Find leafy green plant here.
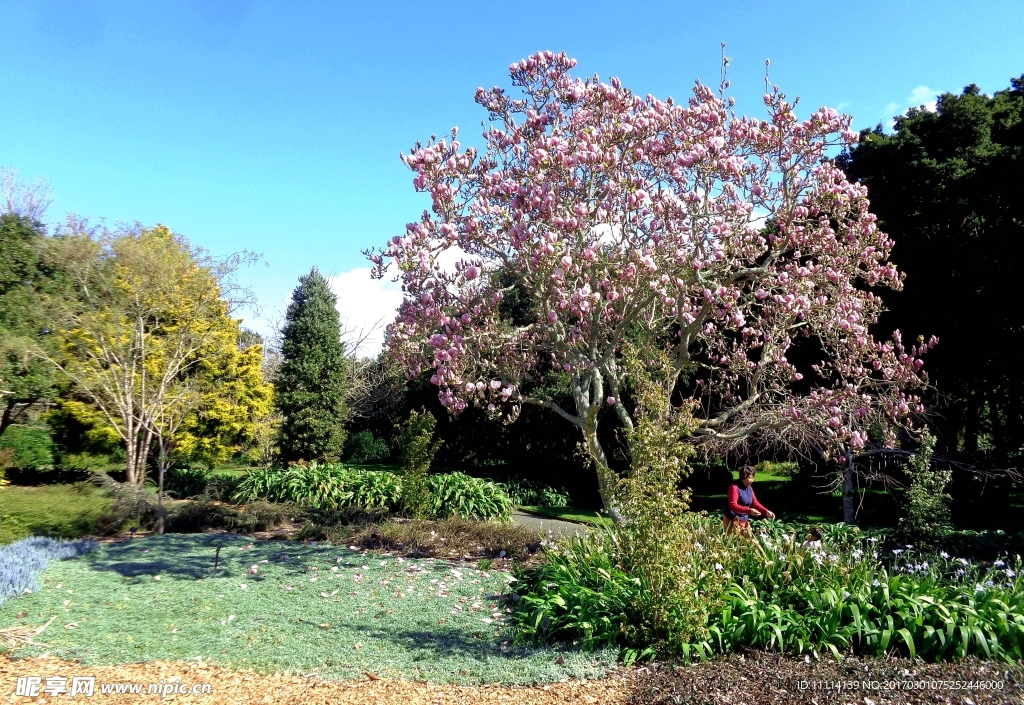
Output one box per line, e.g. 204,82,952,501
512,532,641,650
426,472,513,521
0,425,55,471
343,430,390,464
163,467,212,499
398,409,442,518
701,526,1024,662
202,473,243,502
501,479,570,508
898,430,952,542
754,460,799,477
233,462,402,511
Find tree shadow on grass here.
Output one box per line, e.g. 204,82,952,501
82,533,336,582
380,625,568,662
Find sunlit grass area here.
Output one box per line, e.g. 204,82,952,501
0,484,114,545
0,533,615,684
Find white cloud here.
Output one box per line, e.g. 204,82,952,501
884,86,942,126
328,268,405,358
907,85,941,111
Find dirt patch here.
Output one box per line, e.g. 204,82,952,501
1,655,633,704
628,651,1024,705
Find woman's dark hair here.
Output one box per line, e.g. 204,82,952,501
739,465,756,481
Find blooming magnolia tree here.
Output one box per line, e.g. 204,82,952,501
369,51,934,511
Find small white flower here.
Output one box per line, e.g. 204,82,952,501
871,579,881,587
959,558,969,566
843,590,851,599
995,560,1007,568
892,549,903,555
714,563,723,571
1006,569,1017,579
940,552,950,559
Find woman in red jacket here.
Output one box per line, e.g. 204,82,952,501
723,465,775,536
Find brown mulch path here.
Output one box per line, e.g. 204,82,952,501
1,656,634,704
5,652,1023,704
628,652,1024,705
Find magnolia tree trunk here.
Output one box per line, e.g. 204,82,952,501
582,418,622,520
842,450,857,525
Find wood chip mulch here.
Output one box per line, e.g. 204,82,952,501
627,652,1024,705
1,655,634,704
5,652,1023,704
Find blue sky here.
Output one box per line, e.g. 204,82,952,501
1,0,1021,353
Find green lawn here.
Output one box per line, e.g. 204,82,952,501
0,533,615,684
518,505,612,528
0,484,114,544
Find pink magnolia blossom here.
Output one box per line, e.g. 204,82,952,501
368,52,932,509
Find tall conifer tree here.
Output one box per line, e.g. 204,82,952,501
275,268,348,462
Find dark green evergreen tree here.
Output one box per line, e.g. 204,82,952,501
275,268,348,463
838,77,1024,467
0,213,63,437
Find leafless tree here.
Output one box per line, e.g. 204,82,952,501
1,167,53,222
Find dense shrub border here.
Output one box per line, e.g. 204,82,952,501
233,463,516,521
512,517,1024,664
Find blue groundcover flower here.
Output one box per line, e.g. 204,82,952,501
0,536,97,607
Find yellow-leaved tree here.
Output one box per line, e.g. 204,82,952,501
43,222,272,492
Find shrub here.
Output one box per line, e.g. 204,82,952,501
398,409,442,518
426,472,513,521
343,430,390,464
350,517,543,559
234,462,402,512
754,460,799,477
898,430,952,542
0,425,55,471
236,463,512,520
0,536,96,607
703,524,1024,662
164,467,212,499
512,532,641,650
202,473,243,502
165,499,292,533
93,473,158,532
502,479,571,508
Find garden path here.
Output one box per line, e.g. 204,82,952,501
511,511,588,537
